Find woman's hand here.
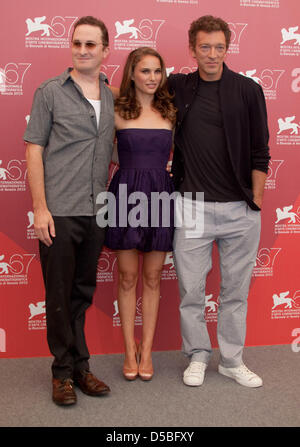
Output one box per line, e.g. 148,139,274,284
166,161,173,177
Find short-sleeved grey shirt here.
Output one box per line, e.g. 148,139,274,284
24,68,115,216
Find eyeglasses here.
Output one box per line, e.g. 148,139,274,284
198,45,226,55
72,40,103,49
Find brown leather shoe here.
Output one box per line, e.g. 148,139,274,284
52,378,77,406
74,370,110,396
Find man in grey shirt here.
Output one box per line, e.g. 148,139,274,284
24,16,115,406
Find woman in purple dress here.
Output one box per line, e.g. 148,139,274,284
105,47,176,381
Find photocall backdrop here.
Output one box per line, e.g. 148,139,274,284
0,0,299,358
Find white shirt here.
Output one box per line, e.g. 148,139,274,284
86,98,101,127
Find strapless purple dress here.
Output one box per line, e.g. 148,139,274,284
104,128,175,252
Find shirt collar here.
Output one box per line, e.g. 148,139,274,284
59,68,108,85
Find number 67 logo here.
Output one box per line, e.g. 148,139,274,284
1,63,31,85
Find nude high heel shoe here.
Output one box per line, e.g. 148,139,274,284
137,344,154,381
123,341,139,381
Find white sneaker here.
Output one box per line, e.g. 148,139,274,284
218,363,263,388
183,361,207,386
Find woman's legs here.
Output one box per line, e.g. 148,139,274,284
117,249,166,377
117,249,139,372
139,250,166,374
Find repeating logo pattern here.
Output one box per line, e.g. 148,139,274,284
280,26,300,56
265,160,284,190
0,68,6,93
277,115,300,145
96,250,117,283
161,252,177,281
291,68,300,93
26,211,37,240
240,0,280,8
239,68,285,100
252,247,281,277
0,253,35,285
0,329,6,353
156,0,198,4
113,296,145,327
100,64,120,85
275,205,300,234
204,294,219,323
0,159,27,192
227,23,247,54
113,18,165,50
25,16,78,49
28,300,46,331
0,63,31,96
291,328,300,353
271,290,300,320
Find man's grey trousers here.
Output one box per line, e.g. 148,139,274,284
173,201,261,368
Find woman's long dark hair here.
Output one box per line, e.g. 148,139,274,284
115,47,176,125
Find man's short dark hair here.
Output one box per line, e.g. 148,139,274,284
189,15,231,50
72,16,109,48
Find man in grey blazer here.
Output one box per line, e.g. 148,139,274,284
169,15,270,388
24,16,115,405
